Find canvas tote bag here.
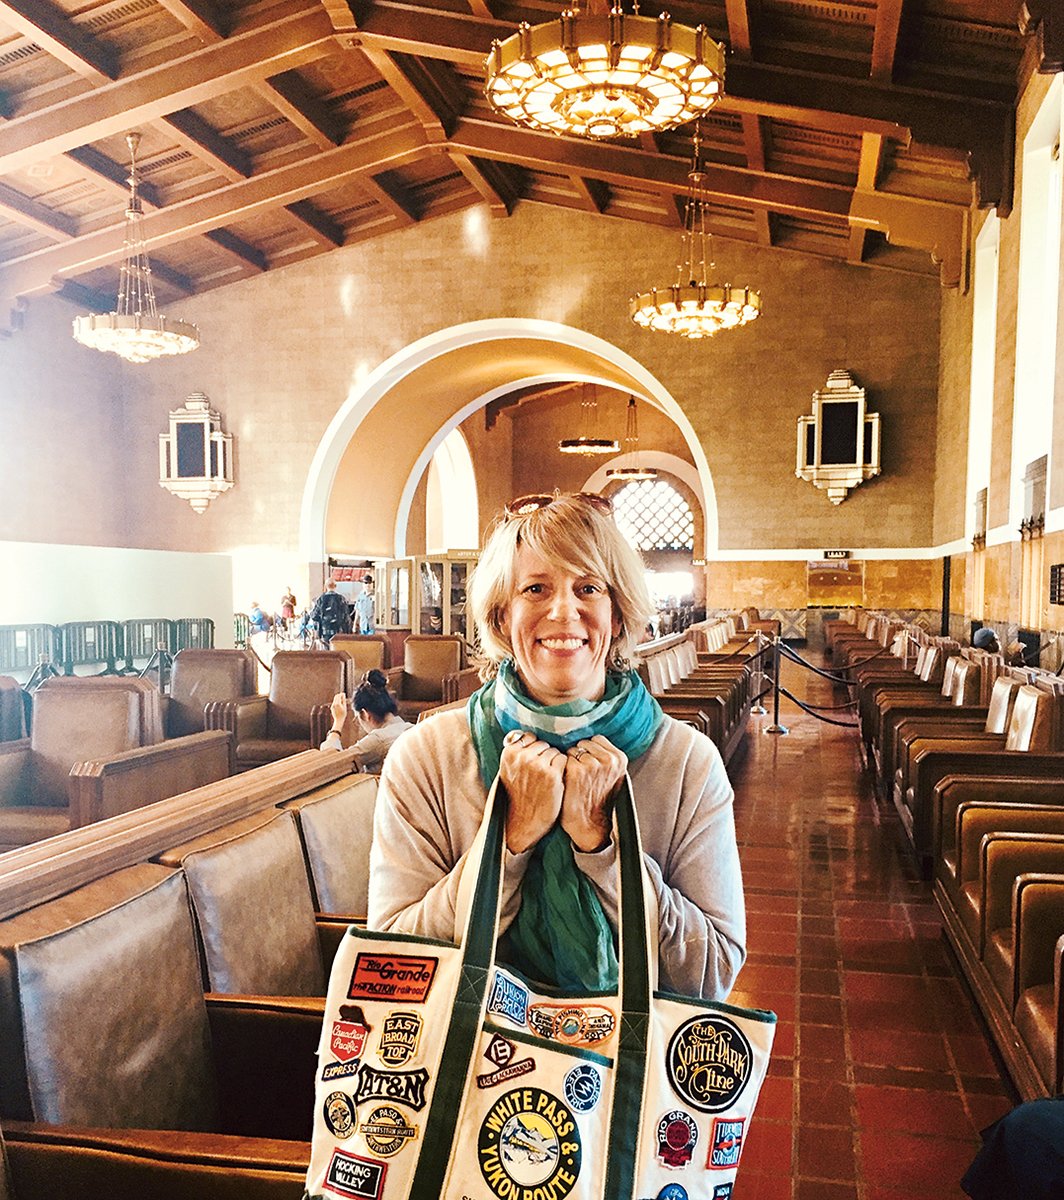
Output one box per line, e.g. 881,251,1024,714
305,776,776,1200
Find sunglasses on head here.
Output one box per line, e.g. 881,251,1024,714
505,491,613,518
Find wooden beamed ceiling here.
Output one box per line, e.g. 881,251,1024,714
0,0,1042,330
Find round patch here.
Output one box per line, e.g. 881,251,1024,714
656,1185,689,1200
323,1090,356,1139
656,1109,697,1168
563,1063,602,1113
478,1086,582,1200
359,1104,418,1157
666,1014,754,1114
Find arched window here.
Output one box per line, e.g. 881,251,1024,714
610,478,695,552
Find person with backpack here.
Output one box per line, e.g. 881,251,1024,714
309,579,352,646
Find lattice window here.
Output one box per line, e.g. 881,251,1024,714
612,480,694,551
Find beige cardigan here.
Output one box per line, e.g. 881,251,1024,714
368,708,746,1000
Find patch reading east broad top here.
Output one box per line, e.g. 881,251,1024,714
666,1014,754,1114
348,954,438,1003
479,1087,582,1200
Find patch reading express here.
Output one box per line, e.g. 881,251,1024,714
348,954,439,1003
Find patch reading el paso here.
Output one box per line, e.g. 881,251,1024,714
359,1104,419,1156
348,954,438,1003
666,1015,753,1114
479,1087,582,1200
353,1065,430,1111
527,1001,615,1048
325,1150,387,1200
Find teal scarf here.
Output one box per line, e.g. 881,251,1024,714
468,660,663,990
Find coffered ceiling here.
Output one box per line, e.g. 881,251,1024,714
0,0,1052,333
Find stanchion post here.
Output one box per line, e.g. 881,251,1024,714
751,631,768,715
764,632,789,735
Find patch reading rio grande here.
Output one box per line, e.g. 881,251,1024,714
478,1086,582,1200
348,954,438,1003
666,1014,754,1114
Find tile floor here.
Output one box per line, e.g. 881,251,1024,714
726,649,1016,1200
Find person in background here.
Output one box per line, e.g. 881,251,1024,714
320,671,413,773
309,578,352,646
280,586,297,627
972,626,1000,654
367,491,745,999
354,574,376,634
248,600,271,634
961,1096,1064,1199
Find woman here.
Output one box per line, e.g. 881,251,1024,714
368,492,745,999
320,670,413,773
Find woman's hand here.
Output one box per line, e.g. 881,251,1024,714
499,730,566,854
329,692,348,726
561,735,627,853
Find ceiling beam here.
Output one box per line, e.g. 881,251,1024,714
724,0,752,57
361,173,418,223
361,49,459,142
870,0,904,81
205,227,267,272
285,199,345,247
848,132,884,262
0,180,76,238
449,117,854,221
569,175,608,213
165,109,252,180
1019,1,1063,75
152,0,226,41
0,0,117,80
0,7,338,177
0,123,427,302
263,72,345,149
448,151,518,215
849,187,969,287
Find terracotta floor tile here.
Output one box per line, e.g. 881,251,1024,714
853,1085,973,1138
741,1120,794,1176
797,1125,856,1181
798,1079,852,1128
799,995,843,1026
795,1182,858,1200
858,1129,979,1195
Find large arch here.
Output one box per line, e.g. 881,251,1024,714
299,319,719,561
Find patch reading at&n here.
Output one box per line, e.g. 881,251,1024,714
666,1014,753,1114
478,1086,582,1200
348,954,438,1003
325,1150,387,1199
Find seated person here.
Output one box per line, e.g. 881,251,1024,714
320,671,413,773
972,626,1000,653
248,601,271,634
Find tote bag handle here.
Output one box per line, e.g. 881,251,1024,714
410,775,655,1200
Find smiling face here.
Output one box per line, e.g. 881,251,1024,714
501,543,621,706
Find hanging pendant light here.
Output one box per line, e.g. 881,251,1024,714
485,0,725,141
72,132,199,364
558,382,620,454
630,126,761,338
607,396,657,480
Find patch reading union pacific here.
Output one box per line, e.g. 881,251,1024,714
666,1015,753,1114
377,1011,423,1067
348,954,438,1003
526,1002,615,1048
478,1086,582,1200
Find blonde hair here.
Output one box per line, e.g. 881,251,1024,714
468,494,653,677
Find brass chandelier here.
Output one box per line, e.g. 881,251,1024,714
606,396,657,480
485,0,725,141
630,127,761,338
558,382,620,454
72,132,199,364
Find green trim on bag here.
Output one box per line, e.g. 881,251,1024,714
490,1022,614,1067
345,927,456,949
408,785,506,1200
654,991,779,1023
602,780,651,1200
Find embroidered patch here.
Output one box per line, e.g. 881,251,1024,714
711,1183,734,1199
486,1033,518,1067
527,1002,616,1048
654,1185,688,1200
478,1086,582,1200
332,1017,370,1064
487,972,529,1026
359,1104,419,1157
377,1011,423,1067
322,1059,360,1082
656,1109,698,1169
348,954,438,1003
666,1014,754,1114
707,1117,745,1169
353,1065,430,1111
476,1058,536,1089
325,1150,387,1199
323,1091,357,1139
563,1064,602,1113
